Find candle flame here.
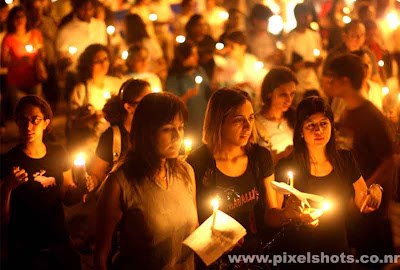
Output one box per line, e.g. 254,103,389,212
152,87,161,93
68,46,78,55
121,50,129,60
5,0,13,4
106,25,115,35
74,152,86,166
382,86,389,95
216,42,224,50
219,11,229,20
276,41,285,50
387,12,400,30
310,22,319,31
195,76,203,84
268,15,283,35
176,35,186,43
343,7,350,14
288,171,293,179
254,61,264,71
211,198,219,210
321,201,332,211
103,91,111,99
184,139,192,149
342,16,351,24
313,49,321,57
25,44,33,53
149,13,158,21
378,60,384,67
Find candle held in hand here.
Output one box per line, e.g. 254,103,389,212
211,197,219,230
288,171,294,188
184,139,192,156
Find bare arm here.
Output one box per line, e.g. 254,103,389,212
94,174,123,270
89,155,110,189
353,176,382,213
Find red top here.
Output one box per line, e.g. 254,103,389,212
2,29,43,89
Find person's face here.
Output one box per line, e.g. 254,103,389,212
16,105,50,144
13,11,27,29
77,2,94,23
225,40,246,59
361,53,372,80
190,17,208,40
92,50,110,78
344,24,366,51
270,81,296,113
295,12,312,29
130,49,149,73
221,100,255,148
302,113,332,149
182,47,198,68
125,86,152,119
156,113,185,159
326,73,346,97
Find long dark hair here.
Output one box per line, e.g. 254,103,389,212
7,6,30,33
124,92,189,183
293,96,343,174
102,79,150,125
168,42,196,76
77,44,110,83
15,95,53,133
124,14,149,44
260,67,298,128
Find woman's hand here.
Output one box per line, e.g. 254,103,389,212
360,184,382,213
5,167,28,191
284,196,320,227
86,174,95,193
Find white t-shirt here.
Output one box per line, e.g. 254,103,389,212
255,114,293,153
70,76,123,112
285,29,322,93
203,6,228,40
56,17,107,70
247,31,276,62
123,72,163,92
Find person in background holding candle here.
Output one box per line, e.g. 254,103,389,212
123,44,163,93
166,42,210,146
271,96,382,269
89,79,151,189
95,92,198,270
1,6,47,112
255,67,297,165
0,95,93,269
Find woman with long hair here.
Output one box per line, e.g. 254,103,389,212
166,42,210,145
270,96,382,269
89,79,151,188
0,95,93,269
95,92,198,270
255,67,297,165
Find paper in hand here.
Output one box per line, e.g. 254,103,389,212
270,181,324,207
183,210,246,266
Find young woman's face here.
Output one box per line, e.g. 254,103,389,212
92,50,110,78
269,81,296,113
222,100,255,148
16,105,50,144
156,113,185,159
182,47,199,68
344,24,366,52
13,11,27,29
302,113,331,149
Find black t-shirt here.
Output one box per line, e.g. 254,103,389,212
274,150,361,255
96,124,129,165
0,143,71,251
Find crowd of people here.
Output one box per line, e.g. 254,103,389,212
1,0,400,269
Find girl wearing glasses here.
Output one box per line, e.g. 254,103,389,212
0,95,93,269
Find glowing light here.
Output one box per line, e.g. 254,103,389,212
121,50,128,60
398,93,400,102
106,25,115,35
5,0,13,4
211,198,219,210
103,91,111,99
343,7,351,14
176,35,186,43
68,46,78,55
263,0,280,14
378,60,384,67
254,61,264,71
215,42,224,50
313,49,321,57
321,201,332,211
51,0,57,2
219,11,229,20
387,12,400,30
276,41,285,50
149,13,158,21
74,153,86,166
184,139,192,155
310,22,319,31
288,171,294,188
342,16,351,24
382,86,390,95
195,75,203,84
25,44,33,53
152,87,161,93
268,15,284,35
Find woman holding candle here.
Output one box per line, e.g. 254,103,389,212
166,42,210,146
95,92,198,270
0,95,93,269
1,6,47,112
89,79,151,188
255,67,297,165
271,96,382,269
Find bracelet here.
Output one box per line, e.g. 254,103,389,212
369,184,383,192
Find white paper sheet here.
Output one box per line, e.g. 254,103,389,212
270,181,325,207
183,210,246,266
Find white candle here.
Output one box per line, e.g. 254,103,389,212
211,198,219,230
288,171,294,188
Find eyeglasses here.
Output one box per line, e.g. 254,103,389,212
16,116,44,125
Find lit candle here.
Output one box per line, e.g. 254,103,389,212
378,60,384,67
184,139,192,156
219,11,229,20
276,41,285,50
25,44,33,53
215,42,224,50
152,86,161,93
68,46,78,55
342,16,351,24
5,0,13,5
149,13,158,22
342,7,350,14
103,91,111,99
176,35,186,44
195,75,203,91
382,86,389,95
121,50,129,60
313,49,321,57
254,61,264,71
310,22,319,31
106,25,116,35
74,152,87,181
211,197,219,230
386,12,400,30
288,171,294,188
